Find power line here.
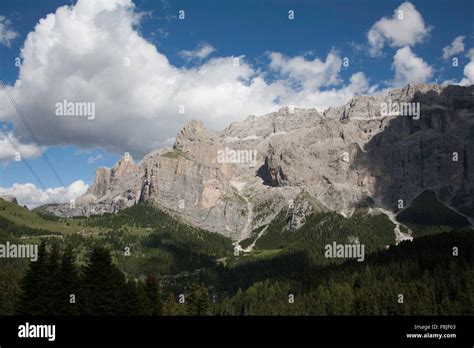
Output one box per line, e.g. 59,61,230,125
0,127,48,190
0,80,65,187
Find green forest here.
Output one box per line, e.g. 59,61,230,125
0,199,473,316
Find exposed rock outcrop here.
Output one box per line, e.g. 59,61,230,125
44,84,474,240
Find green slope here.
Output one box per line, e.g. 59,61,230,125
62,203,234,277
0,200,81,234
214,230,474,315
397,190,471,237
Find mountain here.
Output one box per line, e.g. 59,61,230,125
42,83,474,241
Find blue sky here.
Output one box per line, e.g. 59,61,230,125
0,0,472,206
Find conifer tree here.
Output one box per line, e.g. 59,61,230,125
145,272,163,315
0,265,22,315
58,244,79,315
163,292,177,316
17,241,49,315
186,283,211,316
80,247,128,315
46,242,62,314
124,279,150,315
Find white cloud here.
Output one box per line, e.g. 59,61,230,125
442,36,465,60
367,2,431,57
466,48,474,60
461,64,474,85
180,42,215,60
391,46,433,86
460,49,474,86
0,15,19,47
268,51,342,90
275,72,371,111
0,132,43,161
0,180,88,208
0,0,374,158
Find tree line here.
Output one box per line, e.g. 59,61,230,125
16,242,212,316
214,230,474,315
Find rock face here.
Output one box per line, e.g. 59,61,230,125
44,84,474,240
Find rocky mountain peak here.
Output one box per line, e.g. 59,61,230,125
112,152,136,175
45,84,474,241
174,120,208,150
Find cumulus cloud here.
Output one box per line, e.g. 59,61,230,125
0,0,374,158
0,180,88,208
391,46,433,86
275,71,371,111
460,49,474,86
442,36,465,60
0,15,19,47
180,42,215,61
367,2,431,57
0,132,43,161
268,51,342,90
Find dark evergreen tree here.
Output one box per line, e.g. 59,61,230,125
186,283,211,316
124,279,150,315
163,292,177,316
16,241,49,315
57,244,79,315
145,272,163,315
0,264,22,315
79,247,129,315
46,242,62,314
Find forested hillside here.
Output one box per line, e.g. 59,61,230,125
1,200,472,316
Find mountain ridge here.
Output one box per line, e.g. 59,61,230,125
42,83,474,241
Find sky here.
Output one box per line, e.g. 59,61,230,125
0,0,472,207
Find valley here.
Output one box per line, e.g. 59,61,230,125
1,83,473,316
1,185,472,315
